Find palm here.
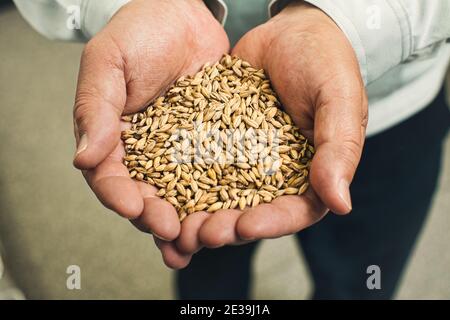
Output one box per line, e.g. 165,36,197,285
174,26,330,256
102,0,230,115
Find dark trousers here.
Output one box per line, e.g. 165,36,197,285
176,88,450,299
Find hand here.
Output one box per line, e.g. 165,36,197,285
73,0,229,268
174,2,368,260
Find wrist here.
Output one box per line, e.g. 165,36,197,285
258,0,361,86
111,0,217,25
260,1,339,65
270,1,338,32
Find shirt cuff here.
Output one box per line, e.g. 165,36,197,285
204,0,228,25
81,0,227,40
81,0,131,39
268,0,413,85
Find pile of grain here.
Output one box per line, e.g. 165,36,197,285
121,55,314,220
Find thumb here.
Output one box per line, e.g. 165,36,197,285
310,85,368,214
73,39,127,169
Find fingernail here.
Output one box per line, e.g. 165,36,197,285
338,178,352,212
75,134,88,157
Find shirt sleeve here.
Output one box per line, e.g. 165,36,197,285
269,0,450,85
12,0,130,42
13,0,227,42
204,0,228,25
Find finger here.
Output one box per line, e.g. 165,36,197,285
310,82,368,214
131,182,181,241
198,209,245,248
237,191,327,241
154,237,192,270
84,141,143,219
176,211,211,254
73,38,127,170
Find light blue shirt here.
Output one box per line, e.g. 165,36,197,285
13,0,450,136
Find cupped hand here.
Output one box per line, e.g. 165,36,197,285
73,0,229,268
175,2,368,260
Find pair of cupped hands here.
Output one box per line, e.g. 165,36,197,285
73,0,368,269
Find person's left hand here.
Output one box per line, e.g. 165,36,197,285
171,1,368,264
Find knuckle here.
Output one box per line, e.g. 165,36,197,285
361,110,369,129
73,95,94,128
339,138,362,173
361,93,369,128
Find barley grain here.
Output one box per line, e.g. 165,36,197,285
121,55,313,219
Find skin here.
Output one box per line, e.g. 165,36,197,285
73,0,229,268
74,0,368,269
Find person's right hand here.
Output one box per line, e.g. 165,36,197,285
72,0,229,268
